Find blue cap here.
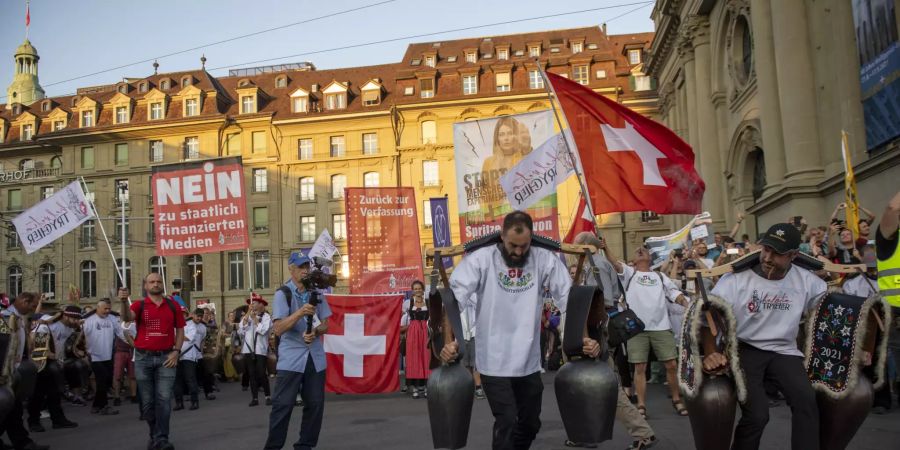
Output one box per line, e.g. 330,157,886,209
288,251,311,267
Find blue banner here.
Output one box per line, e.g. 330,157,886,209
430,197,453,268
853,3,900,152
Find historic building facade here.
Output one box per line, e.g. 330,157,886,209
647,0,900,239
0,26,659,313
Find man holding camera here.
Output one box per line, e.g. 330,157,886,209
264,252,332,450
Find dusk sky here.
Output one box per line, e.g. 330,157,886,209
0,0,654,102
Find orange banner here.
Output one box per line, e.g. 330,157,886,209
346,187,424,293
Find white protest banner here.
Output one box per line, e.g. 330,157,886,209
12,181,95,254
643,212,713,268
310,229,338,261
500,133,575,211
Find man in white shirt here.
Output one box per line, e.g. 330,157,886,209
441,211,601,450
603,241,689,418
702,223,826,450
174,308,206,411
83,298,125,415
240,293,272,406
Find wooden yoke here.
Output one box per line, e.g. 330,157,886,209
424,242,597,354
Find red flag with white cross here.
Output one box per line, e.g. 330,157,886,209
546,72,705,214
323,294,402,394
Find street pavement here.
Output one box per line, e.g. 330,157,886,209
26,374,900,449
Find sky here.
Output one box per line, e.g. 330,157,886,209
0,0,655,102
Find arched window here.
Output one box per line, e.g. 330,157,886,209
40,264,55,297
115,258,132,290
81,261,96,298
751,148,766,202
421,120,437,144
330,174,346,199
363,171,380,187
187,254,203,291
150,256,167,275
161,79,170,90
50,156,62,169
7,266,22,298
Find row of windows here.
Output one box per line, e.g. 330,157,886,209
414,67,610,99
420,41,590,68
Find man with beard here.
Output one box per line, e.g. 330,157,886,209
120,273,185,450
441,211,601,450
701,224,825,450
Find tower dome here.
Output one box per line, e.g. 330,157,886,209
6,38,46,106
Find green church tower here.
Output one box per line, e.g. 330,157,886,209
6,39,45,106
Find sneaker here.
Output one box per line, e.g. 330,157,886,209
113,397,122,407
189,401,199,411
423,389,428,398
205,394,216,401
265,397,272,406
412,389,420,399
28,422,45,433
475,387,485,399
39,411,50,420
627,436,658,449
249,398,259,407
158,441,175,450
400,385,408,393
564,440,597,448
51,419,78,429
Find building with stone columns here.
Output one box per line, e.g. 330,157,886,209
647,0,900,238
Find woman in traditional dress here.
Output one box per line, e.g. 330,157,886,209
403,280,431,399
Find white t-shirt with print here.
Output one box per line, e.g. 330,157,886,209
711,267,826,356
450,245,571,377
83,314,125,362
842,275,878,298
617,265,682,331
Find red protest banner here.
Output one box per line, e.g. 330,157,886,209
346,187,424,294
323,294,402,393
151,157,249,256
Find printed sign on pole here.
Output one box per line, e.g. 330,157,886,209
151,157,249,256
12,181,95,254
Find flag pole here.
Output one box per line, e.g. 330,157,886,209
24,0,30,40
120,183,128,294
534,62,601,235
79,177,128,298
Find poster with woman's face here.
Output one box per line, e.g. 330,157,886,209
452,111,559,242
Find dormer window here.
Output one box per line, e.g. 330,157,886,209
150,102,163,120
465,51,477,63
325,93,345,110
185,98,199,116
12,104,21,115
241,96,255,114
53,120,64,131
238,79,251,87
81,110,93,127
420,78,434,99
118,84,128,94
41,101,50,112
275,76,287,88
425,55,436,68
495,72,511,92
572,42,583,54
71,98,78,107
181,77,191,88
115,106,129,124
361,81,382,107
628,49,642,65
139,82,148,93
410,59,421,66
161,79,170,90
498,48,509,60
21,124,33,141
290,88,309,113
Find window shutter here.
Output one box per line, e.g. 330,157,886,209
629,76,636,91
362,90,379,103
420,78,434,91
495,72,511,86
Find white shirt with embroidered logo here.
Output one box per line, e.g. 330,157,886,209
450,245,571,377
180,320,207,362
617,265,682,331
711,266,826,356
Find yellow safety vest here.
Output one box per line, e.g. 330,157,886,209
877,226,900,307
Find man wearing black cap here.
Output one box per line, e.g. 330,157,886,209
702,223,826,450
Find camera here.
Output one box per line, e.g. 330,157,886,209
300,256,338,290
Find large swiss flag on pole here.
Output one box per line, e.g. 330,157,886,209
323,294,402,394
546,72,704,214
563,195,594,244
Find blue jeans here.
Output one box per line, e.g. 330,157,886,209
264,358,326,450
135,350,177,446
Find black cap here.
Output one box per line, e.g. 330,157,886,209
758,223,801,254
63,305,82,318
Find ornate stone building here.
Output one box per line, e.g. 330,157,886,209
648,0,900,238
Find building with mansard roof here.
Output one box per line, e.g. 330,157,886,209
0,26,663,313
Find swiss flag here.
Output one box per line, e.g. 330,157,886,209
546,72,705,214
563,195,595,244
323,294,402,394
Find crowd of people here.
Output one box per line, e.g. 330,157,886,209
0,192,896,450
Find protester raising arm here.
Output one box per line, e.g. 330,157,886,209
879,191,900,241
729,212,745,239
600,237,623,273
